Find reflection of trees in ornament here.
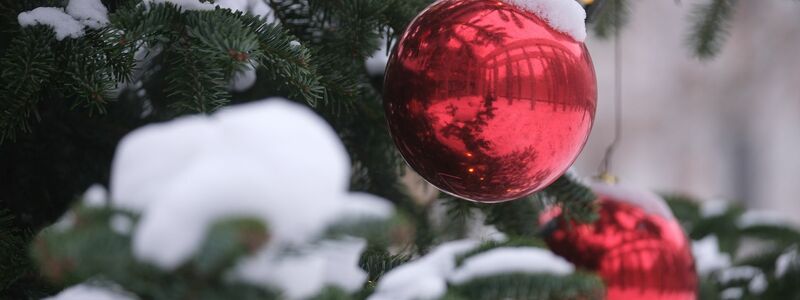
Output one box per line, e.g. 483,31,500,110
384,0,596,201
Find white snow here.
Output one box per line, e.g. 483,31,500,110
109,98,392,297
66,0,109,29
590,182,676,220
692,235,731,276
110,214,134,235
449,247,574,284
230,63,257,92
775,246,798,278
502,0,587,42
234,238,367,299
700,199,730,218
720,287,743,300
111,115,223,212
748,273,767,294
737,210,794,228
43,283,136,300
145,0,276,21
338,192,395,220
53,211,77,232
717,266,761,284
143,0,216,11
83,184,108,208
18,7,85,40
368,240,479,300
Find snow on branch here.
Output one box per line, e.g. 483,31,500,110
18,0,110,40
503,0,587,42
108,98,394,298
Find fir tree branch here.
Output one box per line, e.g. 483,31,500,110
447,272,604,300
590,0,629,39
542,175,598,224
163,38,230,113
0,28,56,142
688,0,738,59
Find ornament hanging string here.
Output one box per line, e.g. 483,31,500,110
598,0,623,181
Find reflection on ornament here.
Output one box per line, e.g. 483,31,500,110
542,183,698,300
384,0,597,202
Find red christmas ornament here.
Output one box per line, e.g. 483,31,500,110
383,0,597,202
542,183,698,300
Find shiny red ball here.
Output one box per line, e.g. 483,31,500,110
384,0,597,202
542,183,698,300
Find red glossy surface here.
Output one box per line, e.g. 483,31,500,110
384,0,596,202
542,186,698,300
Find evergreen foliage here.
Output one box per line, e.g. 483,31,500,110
0,0,797,299
664,194,800,299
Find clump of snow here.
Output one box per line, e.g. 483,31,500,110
717,266,761,284
43,283,137,300
83,184,108,208
449,247,574,284
53,211,77,232
66,0,109,29
692,235,731,276
737,210,794,228
589,182,676,220
109,98,393,298
502,0,587,42
143,0,216,11
700,199,730,218
748,273,767,294
111,116,222,212
775,246,798,278
18,7,85,40
368,240,479,300
216,0,276,20
145,0,276,21
234,238,367,299
338,192,395,220
110,214,134,235
720,287,743,300
230,63,257,92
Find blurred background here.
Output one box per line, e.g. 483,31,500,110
574,0,800,222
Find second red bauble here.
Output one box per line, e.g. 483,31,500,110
542,183,698,300
384,0,597,202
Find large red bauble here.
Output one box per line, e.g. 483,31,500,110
542,183,698,300
383,0,597,202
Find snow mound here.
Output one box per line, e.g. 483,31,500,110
18,7,85,40
700,199,730,218
145,0,277,20
109,98,393,299
43,283,136,300
590,182,676,220
18,0,110,40
230,63,257,92
776,246,799,278
234,238,368,299
368,240,480,300
503,0,587,42
692,235,731,276
737,210,795,229
143,0,215,11
66,0,109,29
83,184,108,208
370,242,576,300
449,247,574,284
